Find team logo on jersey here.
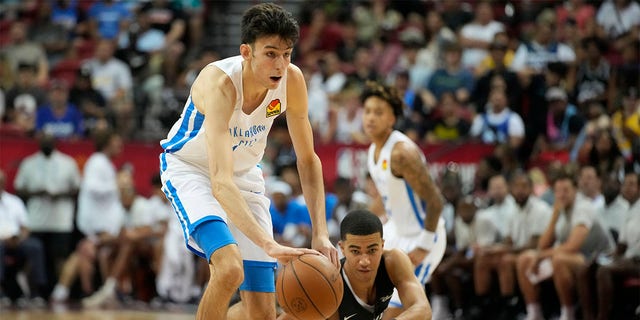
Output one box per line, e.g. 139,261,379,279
382,159,388,170
266,99,282,117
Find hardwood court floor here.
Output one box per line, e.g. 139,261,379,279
1,310,195,320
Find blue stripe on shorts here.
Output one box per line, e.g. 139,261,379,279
239,260,277,293
415,262,432,284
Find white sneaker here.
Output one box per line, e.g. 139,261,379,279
432,301,453,320
523,313,545,320
50,285,69,303
82,288,116,308
30,297,47,309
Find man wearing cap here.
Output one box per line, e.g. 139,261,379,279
534,87,585,156
4,63,47,131
69,67,108,135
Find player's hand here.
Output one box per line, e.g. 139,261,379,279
312,235,339,268
530,254,543,275
264,241,319,264
553,199,565,215
408,247,429,266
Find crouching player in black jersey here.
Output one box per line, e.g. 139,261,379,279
279,209,430,320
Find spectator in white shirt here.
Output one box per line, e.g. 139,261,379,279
51,130,125,303
431,196,499,319
473,172,552,319
579,171,640,320
459,1,505,69
577,165,606,210
82,39,134,136
477,174,518,242
470,88,526,151
13,134,80,295
593,173,640,320
516,172,614,320
511,11,576,81
598,171,637,240
153,172,197,304
0,170,48,305
83,174,169,308
595,0,640,39
76,130,124,237
309,51,347,102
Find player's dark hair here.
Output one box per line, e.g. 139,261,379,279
241,3,299,47
360,81,405,119
340,210,383,241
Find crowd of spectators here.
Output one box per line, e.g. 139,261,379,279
0,0,639,318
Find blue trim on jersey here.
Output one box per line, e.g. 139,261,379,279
240,260,277,292
160,152,167,172
389,301,403,308
161,100,205,152
415,262,432,284
404,181,425,228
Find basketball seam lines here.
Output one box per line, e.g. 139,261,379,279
280,264,295,318
291,257,326,319
298,257,340,308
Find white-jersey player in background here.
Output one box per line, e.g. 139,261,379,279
361,81,446,320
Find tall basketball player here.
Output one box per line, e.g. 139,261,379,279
159,4,338,320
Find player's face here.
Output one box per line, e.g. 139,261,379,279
339,233,384,283
362,96,395,140
241,35,292,90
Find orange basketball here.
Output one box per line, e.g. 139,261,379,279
276,254,344,320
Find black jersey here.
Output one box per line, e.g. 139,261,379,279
337,256,395,320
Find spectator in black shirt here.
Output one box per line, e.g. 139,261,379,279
68,67,107,135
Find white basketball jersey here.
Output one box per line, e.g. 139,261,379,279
368,131,429,236
160,55,288,173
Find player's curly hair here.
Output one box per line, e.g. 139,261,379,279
360,81,405,118
241,3,299,47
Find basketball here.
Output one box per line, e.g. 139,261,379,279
276,254,344,320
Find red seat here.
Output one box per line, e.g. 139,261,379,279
623,276,640,287
50,59,82,86
0,20,14,47
75,39,97,61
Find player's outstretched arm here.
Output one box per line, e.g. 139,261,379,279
193,66,309,260
384,249,431,320
390,142,443,234
285,64,339,267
